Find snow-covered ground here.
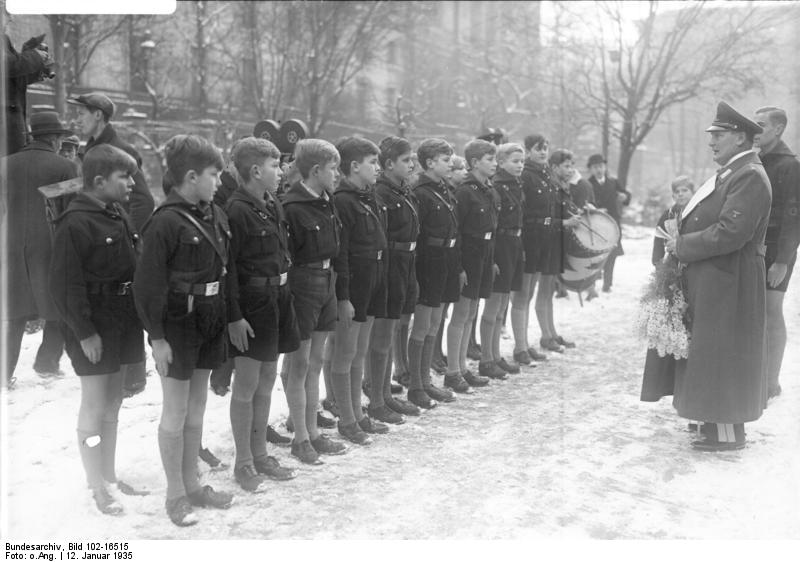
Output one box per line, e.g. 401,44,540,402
2,228,799,540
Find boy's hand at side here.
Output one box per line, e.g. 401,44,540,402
229,319,254,353
458,270,468,290
151,339,173,378
338,300,355,327
80,334,103,364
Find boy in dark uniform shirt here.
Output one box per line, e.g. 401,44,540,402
480,143,525,376
283,139,348,464
445,139,500,392
50,144,148,516
331,137,389,444
133,135,233,527
407,139,461,408
225,138,300,491
367,137,422,423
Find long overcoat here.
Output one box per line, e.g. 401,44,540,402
673,151,772,423
2,140,78,321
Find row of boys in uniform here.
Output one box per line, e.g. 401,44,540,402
51,129,585,526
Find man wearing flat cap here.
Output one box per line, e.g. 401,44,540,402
69,93,154,397
665,101,772,451
2,111,78,388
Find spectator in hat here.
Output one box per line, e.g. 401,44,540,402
665,101,772,452
587,153,631,293
59,134,81,164
68,92,154,398
2,111,78,387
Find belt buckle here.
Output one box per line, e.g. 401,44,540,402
377,250,383,260
279,272,288,286
117,281,132,295
447,239,456,248
205,281,219,296
409,241,416,251
322,258,330,269
544,217,552,226
484,232,492,240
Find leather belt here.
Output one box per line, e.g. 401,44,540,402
86,281,133,296
171,280,221,296
497,228,522,237
426,236,457,248
351,250,384,260
532,217,561,226
297,259,331,270
244,273,288,287
388,241,416,252
465,232,493,241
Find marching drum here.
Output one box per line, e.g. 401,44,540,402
558,209,620,292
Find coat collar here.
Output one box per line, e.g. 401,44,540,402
681,151,760,221
20,140,56,154
760,139,795,159
282,181,329,204
87,123,117,149
229,186,269,213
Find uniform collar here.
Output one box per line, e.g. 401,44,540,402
377,172,409,195
230,186,269,213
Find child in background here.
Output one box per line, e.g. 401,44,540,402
652,176,694,265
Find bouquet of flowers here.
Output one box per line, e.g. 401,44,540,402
637,219,691,359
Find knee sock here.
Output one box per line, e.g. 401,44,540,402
394,322,410,375
511,306,527,353
230,397,253,469
479,315,495,362
331,371,355,425
77,429,104,490
421,335,436,387
305,372,320,439
434,313,446,360
350,364,365,421
158,427,185,501
181,424,203,495
368,349,388,409
251,392,269,461
99,420,119,482
407,338,424,392
382,347,394,402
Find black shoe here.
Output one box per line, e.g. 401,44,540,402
234,464,268,493
114,480,149,496
338,421,373,445
768,385,782,400
199,447,228,470
310,434,348,456
166,496,198,526
5,376,17,391
463,370,490,387
291,439,323,465
691,437,746,452
358,416,389,434
385,396,421,416
555,288,568,299
187,485,234,509
496,358,520,374
317,410,337,429
539,338,564,353
444,372,473,393
210,383,229,397
407,388,438,409
393,371,411,388
391,381,403,394
466,341,482,361
554,335,576,348
267,424,291,445
527,347,548,361
34,361,65,378
585,288,599,301
602,286,611,293
431,356,448,374
479,361,508,380
423,383,455,403
322,398,341,418
92,486,124,516
121,380,145,398
254,455,298,480
368,404,406,425
285,416,294,433
513,350,532,365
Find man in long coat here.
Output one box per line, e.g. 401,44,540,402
667,101,772,452
2,111,78,387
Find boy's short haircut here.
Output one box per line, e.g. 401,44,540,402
496,142,525,164
293,138,340,179
82,144,137,190
755,106,788,128
671,175,695,192
464,139,497,169
378,136,413,167
231,137,281,182
548,148,574,167
164,134,223,186
417,138,453,170
336,136,380,176
450,155,466,171
524,134,549,152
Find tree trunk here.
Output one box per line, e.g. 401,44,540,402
48,16,68,115
192,2,208,114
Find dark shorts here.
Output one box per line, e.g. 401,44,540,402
162,292,228,380
523,225,564,275
348,256,388,322
289,267,337,340
382,250,418,319
64,295,145,376
460,235,495,300
493,234,524,293
416,246,461,308
231,284,300,362
765,245,797,292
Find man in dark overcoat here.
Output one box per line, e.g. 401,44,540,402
753,106,800,400
1,111,78,387
666,102,772,451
